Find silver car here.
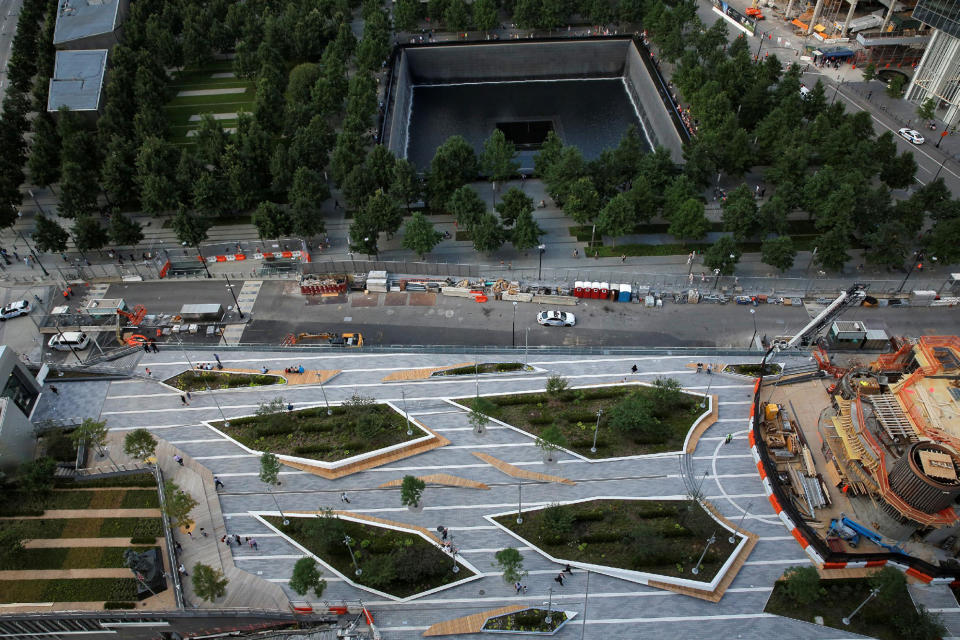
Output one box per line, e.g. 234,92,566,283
537,310,576,327
0,300,31,320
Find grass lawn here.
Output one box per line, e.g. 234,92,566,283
268,516,473,598
495,499,736,582
164,61,254,143
722,363,783,377
432,363,527,376
481,384,702,458
0,488,160,516
215,400,422,462
2,546,159,571
0,518,162,540
765,577,923,640
0,578,138,604
483,608,568,632
164,370,284,392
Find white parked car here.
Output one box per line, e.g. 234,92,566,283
48,332,90,351
537,310,576,327
898,128,925,145
0,300,31,320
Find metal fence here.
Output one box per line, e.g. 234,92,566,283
174,343,761,356
302,259,479,278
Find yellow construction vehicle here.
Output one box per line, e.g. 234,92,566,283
282,332,363,347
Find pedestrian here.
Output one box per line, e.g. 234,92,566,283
620,254,626,263
186,391,192,401
696,362,703,374
174,454,184,466
563,564,573,574
724,433,733,444
185,529,193,538
340,491,350,504
508,261,512,270
214,354,223,370
214,476,224,490
178,563,188,576
145,367,152,377
252,539,258,550
706,365,712,375
442,527,448,541
244,537,250,545
248,538,255,548
234,534,242,546
199,527,208,537
573,248,579,258
515,581,523,594
181,395,188,405
220,535,227,544
174,541,182,553
554,572,565,585
631,364,638,374
49,385,59,395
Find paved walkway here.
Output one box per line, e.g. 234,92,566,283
35,348,914,638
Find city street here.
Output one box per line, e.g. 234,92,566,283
0,0,23,104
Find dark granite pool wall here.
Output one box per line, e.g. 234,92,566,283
382,38,685,165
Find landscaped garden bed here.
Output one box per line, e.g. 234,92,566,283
483,608,569,634
215,395,422,462
0,489,159,516
267,514,474,599
0,518,162,541
164,370,284,392
1,546,159,571
432,362,529,376
0,578,139,604
493,499,737,582
765,568,943,640
722,363,782,377
478,379,704,458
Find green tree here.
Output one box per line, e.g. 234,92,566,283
288,167,329,238
394,0,420,32
761,236,796,273
471,212,505,254
563,176,601,225
534,130,564,178
289,557,327,597
136,137,180,215
372,189,404,239
123,428,157,460
511,209,544,251
467,396,496,434
880,151,917,190
721,185,760,241
546,375,569,396
703,236,741,275
667,198,709,243
781,566,823,606
400,474,426,508
861,62,877,83
18,457,56,496
493,547,527,584
59,160,100,218
32,214,70,253
473,0,498,32
868,566,907,607
27,112,60,188
391,157,421,212
543,146,586,206
480,129,519,200
259,452,281,486
109,213,144,247
101,135,140,209
927,217,960,264
608,393,661,442
448,185,487,228
444,0,471,31
172,207,212,249
496,187,534,228
72,215,109,255
192,563,228,602
428,135,478,210
596,192,635,247
401,212,443,259
815,225,852,272
163,480,199,528
886,74,906,98
917,97,936,122
535,424,567,460
864,220,912,269
342,164,376,211
253,201,292,240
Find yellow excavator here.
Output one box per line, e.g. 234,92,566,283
282,332,363,347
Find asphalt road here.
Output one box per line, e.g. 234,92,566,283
0,0,23,103
105,280,960,348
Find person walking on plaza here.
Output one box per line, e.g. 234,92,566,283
180,395,188,406
174,455,184,466
340,491,350,504
214,477,225,490
554,572,565,586
178,563,188,576
49,385,59,395
631,364,638,374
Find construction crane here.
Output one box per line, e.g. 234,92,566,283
774,283,867,350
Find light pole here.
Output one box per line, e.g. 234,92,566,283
690,531,716,575
224,274,244,319
701,375,714,409
729,502,752,544
451,547,460,573
402,387,413,436
317,373,332,415
516,482,523,524
934,156,949,181
712,268,721,290
693,470,710,500
579,569,591,640
16,228,49,276
544,587,554,624
831,78,844,105
842,588,880,625
590,408,603,454
537,244,546,280
184,241,212,279
268,489,290,526
749,308,757,349
344,536,362,576
511,301,518,347
897,250,932,293
524,327,530,367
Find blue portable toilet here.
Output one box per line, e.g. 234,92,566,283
618,284,631,302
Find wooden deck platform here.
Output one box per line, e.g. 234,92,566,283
472,452,575,485
226,367,340,386
377,473,489,490
685,394,719,454
422,605,525,636
382,363,474,382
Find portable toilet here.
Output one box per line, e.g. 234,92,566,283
600,282,609,299
574,281,584,297
609,283,619,300
591,282,601,298
619,284,631,302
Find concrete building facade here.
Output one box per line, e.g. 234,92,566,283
907,0,960,126
0,346,41,475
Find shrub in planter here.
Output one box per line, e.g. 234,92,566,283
572,509,605,522
400,475,425,510
103,601,137,609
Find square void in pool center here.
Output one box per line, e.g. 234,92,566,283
406,78,648,170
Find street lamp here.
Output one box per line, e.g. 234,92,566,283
16,228,49,276
511,301,518,347
749,308,757,349
690,531,716,575
516,482,523,524
537,244,546,280
842,588,880,625
897,249,933,293
183,241,212,279
268,489,290,526
701,374,714,409
590,408,603,453
317,373,332,415
224,274,244,319
402,387,413,436
451,547,460,574
729,502,752,544
344,536,362,576
712,268,721,290
544,587,554,624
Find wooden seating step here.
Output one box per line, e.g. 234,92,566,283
377,473,489,490
472,452,575,485
382,362,474,382
422,604,526,636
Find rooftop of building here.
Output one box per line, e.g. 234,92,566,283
53,0,122,45
47,49,108,112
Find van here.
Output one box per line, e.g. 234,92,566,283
48,332,91,351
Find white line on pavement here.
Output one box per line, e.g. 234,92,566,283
168,438,229,444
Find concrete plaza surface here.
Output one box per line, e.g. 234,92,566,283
37,348,959,639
